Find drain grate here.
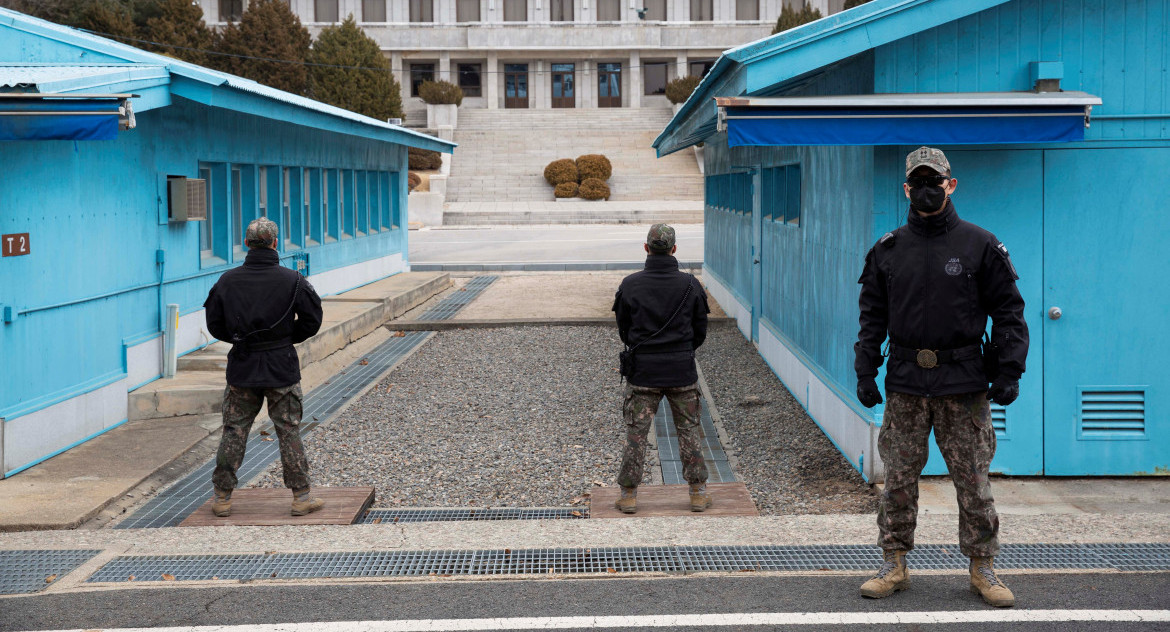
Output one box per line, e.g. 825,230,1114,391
0,550,100,594
117,332,431,529
86,543,1170,583
418,275,497,320
655,396,736,484
361,508,588,523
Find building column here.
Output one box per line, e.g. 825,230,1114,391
486,52,499,109
628,50,641,108
439,52,452,83
391,52,408,116
676,52,688,79
580,59,593,108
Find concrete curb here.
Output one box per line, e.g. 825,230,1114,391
385,317,738,331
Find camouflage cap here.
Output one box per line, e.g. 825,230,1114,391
245,217,279,248
905,146,951,177
646,223,677,253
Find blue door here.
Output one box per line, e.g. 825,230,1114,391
1042,149,1170,475
917,149,1046,475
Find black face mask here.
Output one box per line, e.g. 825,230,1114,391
909,185,947,213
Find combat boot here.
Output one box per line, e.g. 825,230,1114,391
689,483,712,512
860,550,909,598
969,556,1014,607
290,488,325,516
211,489,232,517
615,487,637,514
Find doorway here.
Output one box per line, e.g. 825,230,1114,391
551,63,575,108
597,63,621,108
504,64,528,109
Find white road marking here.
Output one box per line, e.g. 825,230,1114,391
23,609,1170,631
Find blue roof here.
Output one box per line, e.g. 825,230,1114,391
0,8,455,153
653,0,1013,156
0,63,169,94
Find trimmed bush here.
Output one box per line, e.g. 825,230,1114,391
575,154,612,181
579,178,610,201
554,182,579,198
408,172,421,191
665,75,702,105
417,80,463,106
543,159,579,186
409,147,442,170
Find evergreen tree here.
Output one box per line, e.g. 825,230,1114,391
66,0,139,42
213,0,312,94
772,1,822,34
308,15,403,120
843,0,873,9
143,0,213,65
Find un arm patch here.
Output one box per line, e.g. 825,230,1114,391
996,242,1019,280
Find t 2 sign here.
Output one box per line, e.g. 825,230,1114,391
2,233,30,257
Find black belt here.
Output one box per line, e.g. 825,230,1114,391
635,341,694,355
890,342,980,369
245,338,294,352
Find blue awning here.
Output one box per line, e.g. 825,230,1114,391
0,95,130,141
718,92,1102,147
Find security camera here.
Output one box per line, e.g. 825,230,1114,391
635,7,648,19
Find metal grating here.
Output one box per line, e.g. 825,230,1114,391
1080,389,1146,437
655,396,736,485
361,508,588,523
417,275,497,320
86,543,1170,583
0,550,101,595
117,332,431,529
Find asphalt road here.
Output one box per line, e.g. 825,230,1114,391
4,572,1168,631
408,225,705,265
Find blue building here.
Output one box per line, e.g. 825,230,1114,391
655,0,1168,479
0,8,453,478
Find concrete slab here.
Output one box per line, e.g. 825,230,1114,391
911,477,1170,516
180,487,375,527
0,416,215,531
590,483,758,519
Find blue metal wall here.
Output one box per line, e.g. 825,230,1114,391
0,96,409,428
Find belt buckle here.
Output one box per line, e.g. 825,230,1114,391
916,349,938,369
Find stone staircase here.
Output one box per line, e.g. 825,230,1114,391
442,108,703,223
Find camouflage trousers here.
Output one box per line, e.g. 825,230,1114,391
211,384,311,493
878,390,999,557
617,382,708,488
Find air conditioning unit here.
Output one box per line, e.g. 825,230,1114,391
168,176,207,222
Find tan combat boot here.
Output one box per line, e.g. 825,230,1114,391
689,483,712,512
969,557,1014,607
290,488,325,516
615,487,637,514
860,550,910,598
211,489,232,517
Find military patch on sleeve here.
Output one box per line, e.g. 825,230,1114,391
995,242,1019,280
880,232,896,247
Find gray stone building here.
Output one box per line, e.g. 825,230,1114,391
199,0,848,116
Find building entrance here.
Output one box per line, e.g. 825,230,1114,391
551,63,575,108
504,64,529,108
598,63,621,107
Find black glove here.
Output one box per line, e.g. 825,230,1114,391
986,378,1019,406
857,377,883,408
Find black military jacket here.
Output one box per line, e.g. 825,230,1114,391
855,200,1029,397
613,254,710,387
204,248,323,388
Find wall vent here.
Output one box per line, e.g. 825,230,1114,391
990,405,1007,437
168,177,207,222
1079,389,1146,438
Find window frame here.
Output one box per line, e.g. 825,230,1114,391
218,0,242,22
409,0,434,22
457,63,483,97
410,63,436,97
689,0,712,21
361,0,387,22
315,0,340,22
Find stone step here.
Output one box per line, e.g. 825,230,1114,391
129,272,451,421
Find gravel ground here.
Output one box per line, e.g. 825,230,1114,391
254,323,877,514
698,325,879,515
254,326,635,507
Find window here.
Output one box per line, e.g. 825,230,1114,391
282,167,293,246
762,164,801,225
315,0,339,22
643,61,670,95
231,166,243,250
503,0,526,20
456,0,480,21
362,0,386,21
410,63,435,97
410,0,433,21
389,172,401,228
457,63,482,97
368,172,381,232
641,0,665,20
219,0,242,22
342,170,354,238
688,59,715,78
258,167,268,218
735,0,758,20
597,0,620,20
690,0,712,20
550,0,573,21
356,171,368,235
199,165,214,255
323,169,335,240
305,167,320,244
